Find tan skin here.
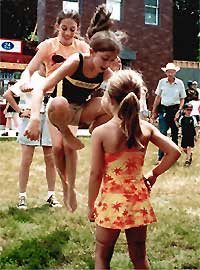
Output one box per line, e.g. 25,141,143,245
88,91,181,269
18,17,90,212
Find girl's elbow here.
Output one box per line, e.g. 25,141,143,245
3,90,12,100
174,148,181,160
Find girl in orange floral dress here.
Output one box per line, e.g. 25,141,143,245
88,69,181,269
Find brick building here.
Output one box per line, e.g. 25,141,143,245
38,0,174,107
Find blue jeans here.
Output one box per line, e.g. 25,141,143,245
158,112,179,160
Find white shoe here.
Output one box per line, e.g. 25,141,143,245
47,195,62,208
17,196,27,209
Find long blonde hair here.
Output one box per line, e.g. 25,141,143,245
107,70,144,148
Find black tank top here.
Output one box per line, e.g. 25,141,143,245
51,54,104,105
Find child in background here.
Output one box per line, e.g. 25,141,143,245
189,98,200,125
176,103,198,166
88,69,181,269
2,80,19,136
24,4,123,211
4,66,60,209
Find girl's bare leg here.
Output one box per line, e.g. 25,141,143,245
13,115,19,129
5,117,12,129
48,121,78,212
125,225,149,269
80,97,111,131
95,225,120,269
42,146,56,192
63,125,78,212
48,97,84,150
19,145,35,193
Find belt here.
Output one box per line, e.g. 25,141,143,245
162,104,179,108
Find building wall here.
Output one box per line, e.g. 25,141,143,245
37,0,174,108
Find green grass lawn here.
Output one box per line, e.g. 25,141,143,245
0,137,199,269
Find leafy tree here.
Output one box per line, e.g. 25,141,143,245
0,0,37,40
173,0,200,61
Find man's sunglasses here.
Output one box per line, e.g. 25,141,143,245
185,108,192,111
52,54,66,63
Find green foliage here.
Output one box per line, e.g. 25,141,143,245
173,0,199,61
197,48,200,62
0,229,71,269
24,32,38,42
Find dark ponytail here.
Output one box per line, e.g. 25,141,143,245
86,4,122,53
118,92,143,149
107,70,144,149
86,4,113,40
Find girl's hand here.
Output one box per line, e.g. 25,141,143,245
24,118,41,140
19,109,31,118
88,207,96,222
3,109,7,114
144,171,157,192
195,135,198,142
20,81,33,93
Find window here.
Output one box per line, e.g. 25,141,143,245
145,0,159,25
106,0,122,21
63,0,80,13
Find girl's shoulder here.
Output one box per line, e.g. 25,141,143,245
140,120,159,145
74,38,90,53
37,37,57,50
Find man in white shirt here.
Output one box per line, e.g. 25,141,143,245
151,63,186,161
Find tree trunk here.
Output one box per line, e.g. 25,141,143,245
37,0,62,42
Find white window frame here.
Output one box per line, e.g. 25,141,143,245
145,0,159,25
63,0,79,13
106,0,122,21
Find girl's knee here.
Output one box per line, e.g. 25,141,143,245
21,158,32,168
53,144,65,157
48,97,69,115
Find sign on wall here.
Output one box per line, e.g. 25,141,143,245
0,39,22,53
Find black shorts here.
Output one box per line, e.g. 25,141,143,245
181,135,195,148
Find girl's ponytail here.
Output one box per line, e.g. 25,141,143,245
86,4,113,40
118,92,143,149
86,4,122,53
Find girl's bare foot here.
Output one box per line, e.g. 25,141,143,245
62,180,70,209
61,127,85,150
68,188,77,212
65,135,85,150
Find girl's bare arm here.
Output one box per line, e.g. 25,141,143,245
3,90,21,113
144,124,181,186
88,127,105,220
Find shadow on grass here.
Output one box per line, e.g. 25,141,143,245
0,227,72,269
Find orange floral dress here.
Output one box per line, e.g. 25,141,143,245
94,148,157,229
